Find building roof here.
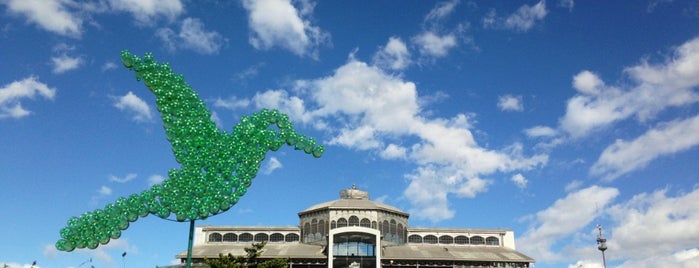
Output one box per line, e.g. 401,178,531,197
382,244,535,262
176,243,326,259
298,186,408,216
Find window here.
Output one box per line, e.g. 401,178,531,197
360,218,371,228
454,235,469,245
318,220,325,236
331,220,337,229
439,235,454,244
208,233,222,242
424,235,438,244
382,220,389,235
397,224,405,243
304,223,311,237
311,219,318,235
223,233,237,242
285,233,300,242
408,235,423,243
254,233,268,242
239,233,253,242
470,236,484,245
486,236,499,246
270,233,284,242
337,218,348,228
349,216,360,226
371,221,377,229
390,220,397,236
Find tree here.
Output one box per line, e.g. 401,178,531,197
205,241,288,268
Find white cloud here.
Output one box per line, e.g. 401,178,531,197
157,17,224,54
563,179,583,192
591,115,699,181
113,91,153,122
51,54,83,74
559,0,575,11
249,56,547,221
102,62,118,71
0,76,56,119
568,260,603,268
109,173,137,183
412,31,457,58
424,0,460,22
504,0,547,31
617,248,699,268
373,37,412,71
262,157,283,175
107,0,183,25
560,37,699,138
524,125,557,138
98,185,112,196
1,0,83,37
607,188,699,260
483,0,548,32
517,186,619,262
511,173,528,189
242,0,329,58
148,174,165,186
0,262,40,268
213,96,250,110
497,94,524,112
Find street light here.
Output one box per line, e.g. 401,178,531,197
596,224,607,268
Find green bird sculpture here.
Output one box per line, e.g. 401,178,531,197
55,51,324,252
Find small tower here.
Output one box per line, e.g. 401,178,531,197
596,224,607,268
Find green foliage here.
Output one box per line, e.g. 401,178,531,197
205,242,288,268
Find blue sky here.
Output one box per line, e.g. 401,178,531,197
1,0,699,267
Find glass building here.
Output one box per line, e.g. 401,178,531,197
176,186,534,268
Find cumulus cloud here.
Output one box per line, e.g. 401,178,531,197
560,37,699,138
1,0,83,37
424,0,460,23
483,0,548,32
0,76,56,119
147,174,164,186
591,115,699,181
497,94,524,112
524,126,557,138
157,17,224,54
113,91,153,122
213,96,250,110
242,0,329,58
517,186,619,262
51,54,83,74
412,32,457,59
108,173,137,183
511,173,528,189
373,37,412,71
261,157,283,175
108,0,183,25
244,56,547,221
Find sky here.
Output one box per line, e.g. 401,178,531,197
1,0,699,267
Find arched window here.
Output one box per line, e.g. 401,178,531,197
337,218,348,228
371,221,377,229
349,216,360,226
304,223,311,237
311,219,318,235
331,220,337,229
285,233,300,242
223,233,237,242
486,236,499,245
382,220,389,235
208,233,222,242
239,233,253,242
424,235,438,244
470,236,484,245
390,220,397,237
270,233,284,242
408,234,422,243
254,233,268,242
360,218,371,228
397,224,405,243
318,220,325,236
454,235,469,244
439,235,454,244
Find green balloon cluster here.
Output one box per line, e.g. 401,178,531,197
55,51,324,252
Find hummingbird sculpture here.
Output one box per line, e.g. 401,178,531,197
55,51,324,252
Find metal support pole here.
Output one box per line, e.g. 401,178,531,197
186,220,195,268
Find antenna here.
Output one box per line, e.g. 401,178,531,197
596,224,607,268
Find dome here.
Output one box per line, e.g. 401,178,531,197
298,185,408,217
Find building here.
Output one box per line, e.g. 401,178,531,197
176,186,534,268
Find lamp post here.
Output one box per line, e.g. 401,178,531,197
596,224,607,268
